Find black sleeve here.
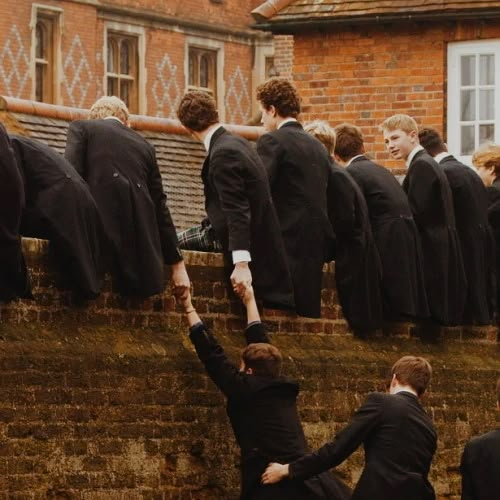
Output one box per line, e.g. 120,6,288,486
244,322,270,345
64,121,87,178
211,149,251,251
459,442,475,500
189,322,248,398
256,133,282,187
404,159,440,227
147,144,183,264
289,392,384,480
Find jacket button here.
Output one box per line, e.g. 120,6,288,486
137,183,141,188
66,174,71,179
113,172,119,177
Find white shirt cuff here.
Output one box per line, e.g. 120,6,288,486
232,250,251,264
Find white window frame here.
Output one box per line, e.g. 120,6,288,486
185,36,225,122
30,4,63,104
103,22,146,115
448,40,500,165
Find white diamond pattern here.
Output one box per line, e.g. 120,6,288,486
0,25,30,98
152,54,180,118
62,35,92,108
225,66,251,124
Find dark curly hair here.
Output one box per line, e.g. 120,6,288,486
176,90,219,132
256,77,301,118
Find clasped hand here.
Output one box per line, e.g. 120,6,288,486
261,462,289,484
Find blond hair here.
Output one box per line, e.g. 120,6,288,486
380,114,418,134
472,143,500,176
304,120,336,155
89,96,129,123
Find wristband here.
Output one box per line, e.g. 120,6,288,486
185,307,196,314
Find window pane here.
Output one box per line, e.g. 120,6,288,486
120,41,130,75
200,55,209,88
120,80,130,107
460,89,476,121
480,89,494,120
461,125,475,155
480,54,494,85
189,53,195,86
107,77,117,96
36,24,45,59
479,124,495,145
461,55,475,86
36,64,44,102
107,41,115,72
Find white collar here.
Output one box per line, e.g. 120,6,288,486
104,116,124,124
278,117,298,129
346,154,365,167
203,124,223,152
392,387,418,397
406,145,424,168
434,152,452,164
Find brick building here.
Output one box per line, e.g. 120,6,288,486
0,0,294,124
253,0,500,170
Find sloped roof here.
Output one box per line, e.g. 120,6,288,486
252,0,500,29
0,97,263,231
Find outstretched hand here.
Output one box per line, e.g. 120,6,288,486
261,462,289,485
231,262,252,298
235,281,255,305
171,261,190,301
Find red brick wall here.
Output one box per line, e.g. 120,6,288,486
274,34,294,79
0,0,265,124
293,19,500,169
0,238,497,498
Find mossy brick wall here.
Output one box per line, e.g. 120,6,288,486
0,238,498,499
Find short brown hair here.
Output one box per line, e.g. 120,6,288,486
304,120,336,155
256,77,301,118
242,343,282,378
334,123,364,161
472,143,500,177
418,127,446,157
380,114,418,135
176,91,219,132
391,356,432,396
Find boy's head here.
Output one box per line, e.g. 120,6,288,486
256,77,301,131
380,114,419,161
241,343,282,378
177,90,219,132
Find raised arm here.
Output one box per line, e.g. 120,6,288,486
146,144,190,299
179,289,247,397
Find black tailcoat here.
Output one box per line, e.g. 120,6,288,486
189,321,351,500
486,177,500,315
439,155,494,324
11,135,102,299
202,127,294,309
327,161,383,331
256,122,332,318
289,391,437,500
402,150,467,325
460,428,500,500
65,119,182,298
347,156,429,320
0,124,31,300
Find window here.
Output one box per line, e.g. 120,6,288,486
106,33,138,113
188,47,217,97
31,6,61,103
448,41,500,164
